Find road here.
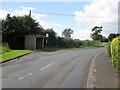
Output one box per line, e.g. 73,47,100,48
2,48,106,88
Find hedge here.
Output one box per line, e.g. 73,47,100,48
107,42,111,57
110,36,120,70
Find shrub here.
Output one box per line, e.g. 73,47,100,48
2,43,10,53
0,47,2,54
107,42,111,57
110,36,120,70
92,41,103,47
55,37,81,48
80,40,103,47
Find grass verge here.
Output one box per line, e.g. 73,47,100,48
80,45,104,49
42,46,104,52
42,48,76,52
0,50,32,63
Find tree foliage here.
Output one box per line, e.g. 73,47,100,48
108,33,119,42
90,26,103,41
2,14,43,49
2,14,104,50
101,36,108,42
43,28,57,48
56,37,81,48
62,28,73,39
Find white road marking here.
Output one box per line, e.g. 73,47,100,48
18,62,55,81
18,77,24,80
41,63,55,70
18,73,32,80
26,73,32,76
86,54,97,88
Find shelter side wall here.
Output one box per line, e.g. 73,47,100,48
25,36,36,50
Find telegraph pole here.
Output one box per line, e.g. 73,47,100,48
29,10,31,18
28,10,31,24
28,10,31,34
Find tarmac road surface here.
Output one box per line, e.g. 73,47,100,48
2,48,105,88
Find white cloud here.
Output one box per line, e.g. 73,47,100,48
0,6,63,36
20,6,36,10
1,1,118,40
12,6,45,18
0,10,9,19
74,0,118,39
11,10,29,16
3,0,92,2
73,28,92,40
38,20,64,36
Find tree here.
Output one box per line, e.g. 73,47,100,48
62,28,73,39
2,14,44,49
90,26,103,41
73,39,82,47
101,36,108,42
108,33,119,42
43,28,57,48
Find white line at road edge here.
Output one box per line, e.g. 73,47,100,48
86,54,97,88
41,62,55,70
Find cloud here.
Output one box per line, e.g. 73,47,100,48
0,6,63,36
73,28,92,40
74,0,118,39
38,20,64,36
20,6,36,10
3,0,92,2
0,10,9,19
11,6,45,19
1,1,118,40
0,10,45,20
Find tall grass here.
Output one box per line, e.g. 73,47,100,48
1,43,10,54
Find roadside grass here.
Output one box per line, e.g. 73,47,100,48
42,47,74,52
0,50,32,63
0,40,104,63
1,43,10,54
42,47,83,52
42,45,104,52
79,45,104,49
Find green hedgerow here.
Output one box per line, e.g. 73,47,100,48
111,36,120,70
107,42,111,57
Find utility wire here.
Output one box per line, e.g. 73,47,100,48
33,11,118,19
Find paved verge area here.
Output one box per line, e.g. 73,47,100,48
95,52,118,88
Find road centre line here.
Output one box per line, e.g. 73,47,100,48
26,73,32,76
18,77,24,80
18,62,55,80
41,62,55,70
18,73,33,80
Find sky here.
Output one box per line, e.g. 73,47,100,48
0,0,119,40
